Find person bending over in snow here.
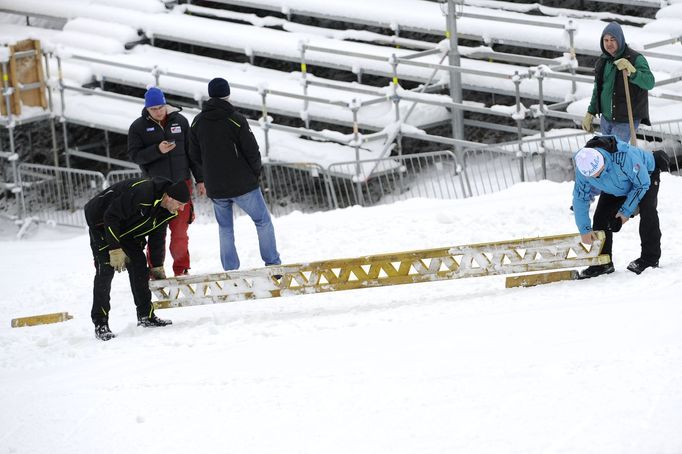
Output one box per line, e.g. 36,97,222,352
84,177,190,340
572,135,668,279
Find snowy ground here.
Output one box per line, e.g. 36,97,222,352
1,177,682,454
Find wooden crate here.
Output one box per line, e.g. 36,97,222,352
0,39,47,116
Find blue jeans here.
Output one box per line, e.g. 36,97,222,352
600,117,640,143
211,188,281,271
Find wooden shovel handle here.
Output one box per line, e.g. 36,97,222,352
622,70,637,146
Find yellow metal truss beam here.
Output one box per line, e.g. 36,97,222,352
150,232,608,309
11,312,73,328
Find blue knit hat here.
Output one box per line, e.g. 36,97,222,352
208,78,230,98
144,87,166,108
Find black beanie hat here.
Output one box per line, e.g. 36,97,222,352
208,77,230,98
166,181,190,203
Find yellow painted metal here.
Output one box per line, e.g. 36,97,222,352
505,270,581,289
11,312,73,328
150,232,608,309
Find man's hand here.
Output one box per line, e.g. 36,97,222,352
158,141,177,154
109,248,129,272
196,182,206,197
581,112,594,133
581,231,598,244
614,58,636,76
150,266,167,280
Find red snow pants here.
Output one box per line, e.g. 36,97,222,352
147,179,194,276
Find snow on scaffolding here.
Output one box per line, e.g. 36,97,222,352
56,89,401,178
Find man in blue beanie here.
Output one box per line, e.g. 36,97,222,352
582,22,655,142
189,77,281,272
128,87,204,278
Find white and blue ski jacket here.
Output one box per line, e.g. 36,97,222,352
572,139,655,234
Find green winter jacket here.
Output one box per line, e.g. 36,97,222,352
587,22,655,124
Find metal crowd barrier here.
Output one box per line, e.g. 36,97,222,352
640,120,682,174
15,134,681,230
17,163,105,228
327,150,466,207
261,162,334,215
460,146,545,197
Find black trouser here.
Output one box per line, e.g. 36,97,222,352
89,229,153,325
593,167,661,265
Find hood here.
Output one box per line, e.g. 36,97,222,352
201,97,235,121
600,22,626,59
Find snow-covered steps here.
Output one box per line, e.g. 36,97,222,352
57,89,396,170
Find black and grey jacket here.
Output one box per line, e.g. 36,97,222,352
128,106,203,183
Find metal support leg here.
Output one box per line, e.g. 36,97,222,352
299,43,310,129
260,90,270,158
536,70,547,180
351,101,364,206
446,0,465,151
566,20,577,98
513,71,525,182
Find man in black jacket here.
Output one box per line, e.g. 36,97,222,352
84,177,190,341
128,87,204,278
189,77,281,271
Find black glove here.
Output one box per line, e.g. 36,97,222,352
653,149,670,172
607,216,622,232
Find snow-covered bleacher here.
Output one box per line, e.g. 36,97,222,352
2,0,682,118
1,0,681,209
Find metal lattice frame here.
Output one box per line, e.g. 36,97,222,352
150,232,609,308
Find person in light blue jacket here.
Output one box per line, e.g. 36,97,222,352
572,136,665,279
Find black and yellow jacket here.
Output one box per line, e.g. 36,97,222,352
84,178,178,264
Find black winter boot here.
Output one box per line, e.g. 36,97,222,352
94,322,116,341
137,314,172,327
577,262,615,280
626,258,658,275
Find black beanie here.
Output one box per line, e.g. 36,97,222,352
166,181,190,203
208,77,230,98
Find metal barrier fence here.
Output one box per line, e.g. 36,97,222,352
14,138,682,230
262,162,335,215
640,120,682,173
462,148,537,197
17,163,104,227
327,150,465,206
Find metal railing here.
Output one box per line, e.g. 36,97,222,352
327,150,465,206
17,163,104,227
13,134,681,231
640,120,682,173
48,42,682,187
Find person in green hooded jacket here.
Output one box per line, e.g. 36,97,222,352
582,22,655,142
